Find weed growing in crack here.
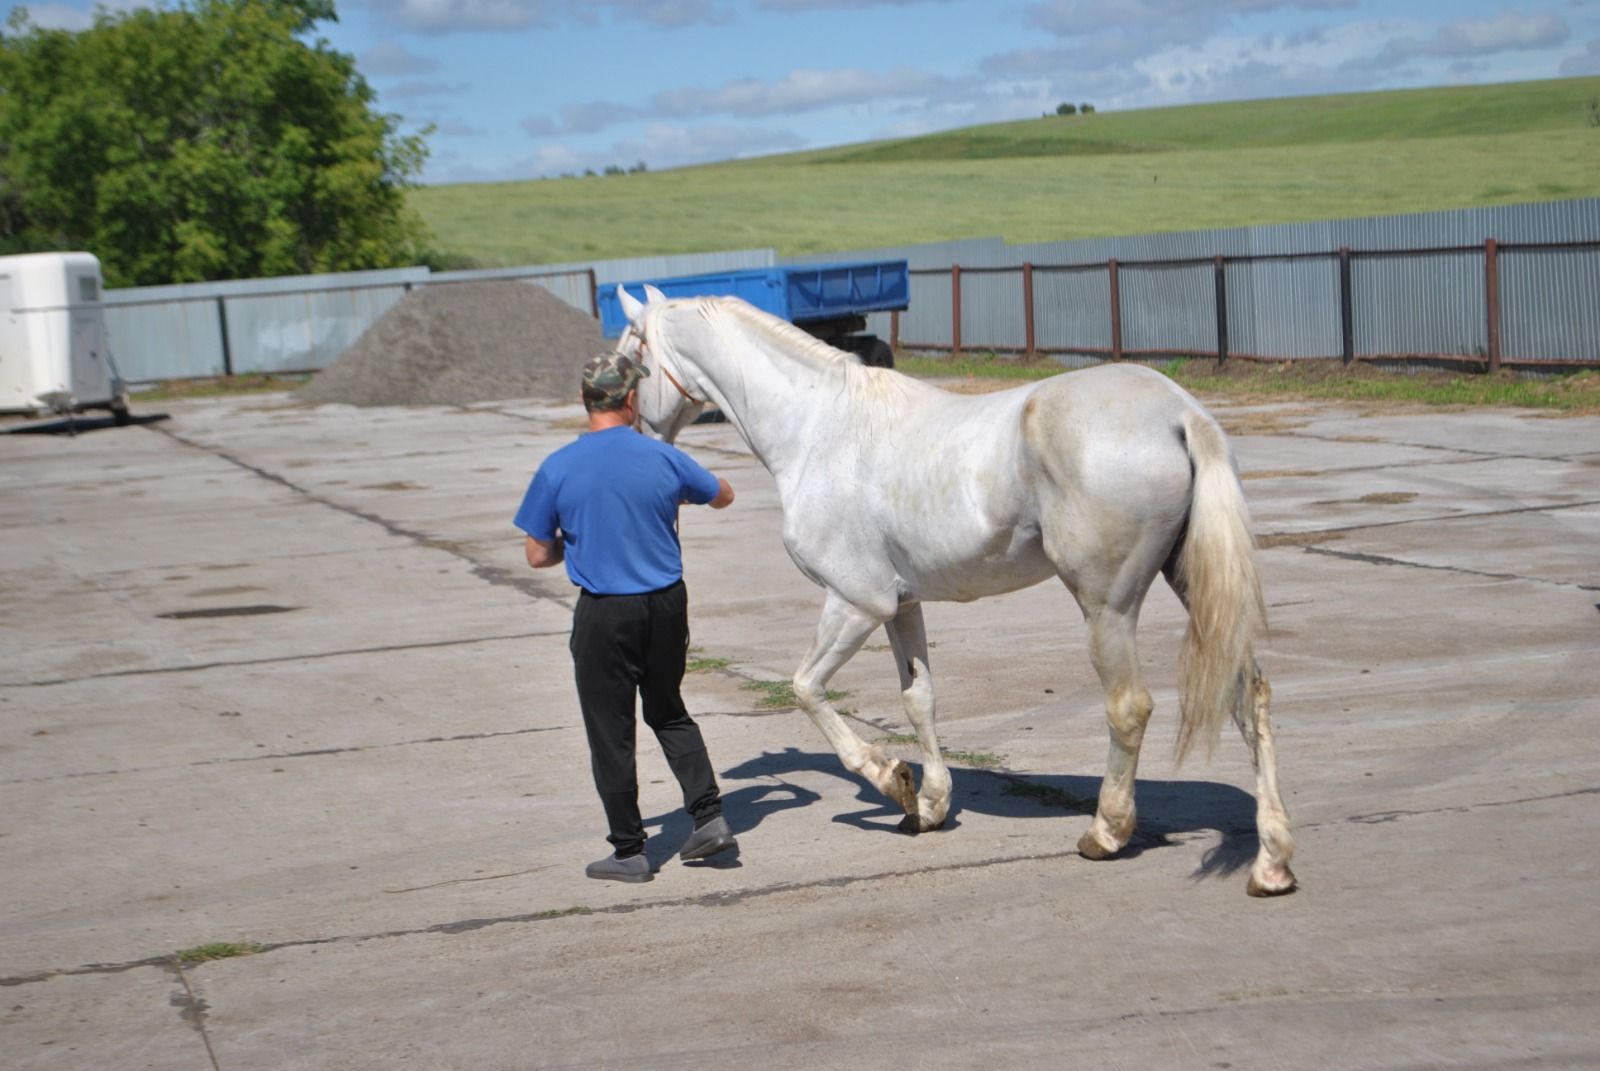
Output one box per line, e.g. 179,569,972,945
741,679,846,709
175,942,264,964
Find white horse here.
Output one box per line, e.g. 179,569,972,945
615,285,1296,896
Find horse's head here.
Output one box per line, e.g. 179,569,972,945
613,284,707,443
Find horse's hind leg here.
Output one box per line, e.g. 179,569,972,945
884,601,950,833
793,591,919,820
1077,605,1155,860
1237,664,1297,896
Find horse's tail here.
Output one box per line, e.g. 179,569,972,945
1172,409,1267,765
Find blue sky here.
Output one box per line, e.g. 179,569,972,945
11,0,1600,185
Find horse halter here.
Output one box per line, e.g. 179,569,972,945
635,327,704,407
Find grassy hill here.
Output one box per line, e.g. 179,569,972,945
410,78,1600,267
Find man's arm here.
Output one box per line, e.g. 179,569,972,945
709,478,734,510
525,535,564,568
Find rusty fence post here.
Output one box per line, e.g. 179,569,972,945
951,264,962,358
1338,247,1354,365
890,309,900,352
1213,255,1229,365
1108,258,1122,361
586,268,599,320
1484,238,1501,374
1022,262,1036,358
216,297,234,377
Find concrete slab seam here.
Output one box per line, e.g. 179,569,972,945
1301,544,1600,592
9,783,1592,991
148,424,571,608
1258,497,1600,548
1,627,571,690
0,722,571,786
168,961,223,1071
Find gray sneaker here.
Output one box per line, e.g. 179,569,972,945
679,815,737,861
585,852,653,883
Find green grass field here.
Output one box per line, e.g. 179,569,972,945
411,78,1600,267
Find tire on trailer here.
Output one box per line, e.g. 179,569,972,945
838,334,895,369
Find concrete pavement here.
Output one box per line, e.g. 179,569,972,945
2,388,1597,1069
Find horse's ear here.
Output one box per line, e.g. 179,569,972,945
617,285,645,325
642,283,668,305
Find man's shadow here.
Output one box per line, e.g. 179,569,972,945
700,747,1261,882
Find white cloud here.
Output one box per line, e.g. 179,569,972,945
757,0,958,8
433,119,485,138
592,0,734,27
360,41,441,77
610,122,809,167
363,0,731,33
653,67,965,119
520,66,972,138
1353,12,1570,74
11,3,96,30
1560,38,1600,76
364,0,554,33
1429,12,1569,56
515,123,808,178
378,80,470,101
1369,12,1569,68
10,0,143,31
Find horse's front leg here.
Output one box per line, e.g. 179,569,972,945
793,591,918,820
884,601,950,834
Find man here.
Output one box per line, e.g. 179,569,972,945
516,351,738,883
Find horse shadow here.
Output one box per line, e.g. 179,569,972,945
641,777,823,873
713,747,1261,883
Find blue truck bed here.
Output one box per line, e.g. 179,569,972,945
597,260,909,338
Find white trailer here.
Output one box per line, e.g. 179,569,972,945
0,252,129,422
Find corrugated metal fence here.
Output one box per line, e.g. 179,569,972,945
795,199,1600,368
107,200,1600,380
104,249,777,381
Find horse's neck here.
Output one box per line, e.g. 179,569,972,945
679,310,849,477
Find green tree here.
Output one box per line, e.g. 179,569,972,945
0,0,429,286
1055,102,1077,116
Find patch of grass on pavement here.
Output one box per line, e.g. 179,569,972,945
875,733,1004,768
686,656,732,673
1002,780,1097,813
135,373,308,401
1161,357,1600,413
532,906,593,920
742,678,847,709
175,942,264,963
899,353,1600,413
942,748,1004,769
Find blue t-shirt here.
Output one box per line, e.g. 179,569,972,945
514,426,722,595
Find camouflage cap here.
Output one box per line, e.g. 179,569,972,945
581,350,651,408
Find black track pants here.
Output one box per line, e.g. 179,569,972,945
569,580,722,857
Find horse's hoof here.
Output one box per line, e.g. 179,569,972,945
897,814,946,835
1076,829,1121,860
884,759,918,816
1247,866,1298,897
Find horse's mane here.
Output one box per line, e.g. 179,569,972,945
653,296,928,430
709,297,864,372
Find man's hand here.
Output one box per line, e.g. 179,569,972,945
710,478,734,510
525,535,564,568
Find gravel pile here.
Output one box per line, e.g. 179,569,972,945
298,279,607,407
